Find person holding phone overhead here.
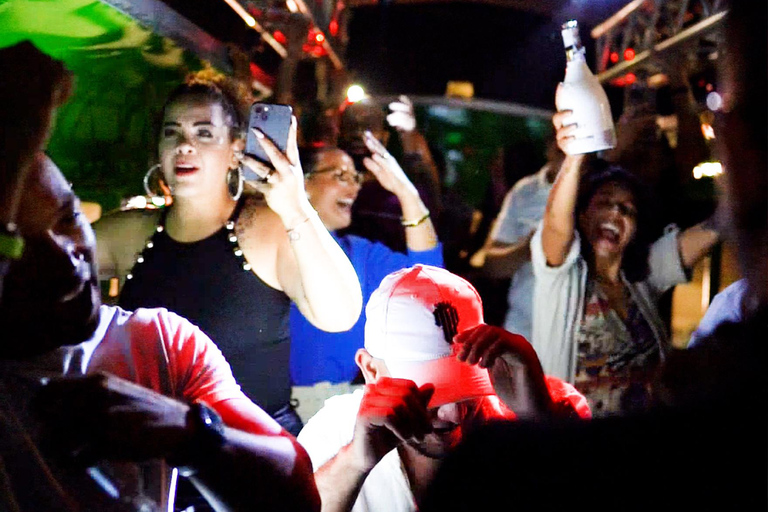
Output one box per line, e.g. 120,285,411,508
94,71,362,437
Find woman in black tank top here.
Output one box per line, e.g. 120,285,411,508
93,72,362,436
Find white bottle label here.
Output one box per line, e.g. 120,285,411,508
556,62,617,154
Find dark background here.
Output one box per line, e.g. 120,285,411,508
345,4,571,109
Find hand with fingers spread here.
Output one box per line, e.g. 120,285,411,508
386,95,417,133
350,377,435,472
455,324,553,418
362,130,419,198
247,116,315,225
361,130,438,252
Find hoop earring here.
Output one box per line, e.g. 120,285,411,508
227,165,244,201
143,164,171,199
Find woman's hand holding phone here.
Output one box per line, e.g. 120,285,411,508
246,116,314,225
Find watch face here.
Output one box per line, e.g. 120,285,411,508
201,407,215,427
196,403,226,439
168,403,225,476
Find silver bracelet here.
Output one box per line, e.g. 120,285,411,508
286,216,312,241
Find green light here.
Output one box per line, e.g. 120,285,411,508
446,132,463,145
1,0,203,211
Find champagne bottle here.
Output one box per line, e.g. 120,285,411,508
555,20,617,154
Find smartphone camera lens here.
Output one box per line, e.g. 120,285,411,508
255,106,263,113
261,113,269,120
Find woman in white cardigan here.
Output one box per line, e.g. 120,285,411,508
531,111,720,417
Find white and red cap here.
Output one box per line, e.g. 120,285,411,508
364,265,495,408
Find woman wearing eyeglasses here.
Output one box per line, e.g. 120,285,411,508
290,131,442,419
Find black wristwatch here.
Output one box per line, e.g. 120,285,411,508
172,402,226,477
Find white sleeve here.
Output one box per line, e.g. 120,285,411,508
490,186,523,243
646,225,689,297
530,223,583,380
530,221,582,278
297,392,360,471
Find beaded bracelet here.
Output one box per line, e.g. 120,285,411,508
401,212,430,228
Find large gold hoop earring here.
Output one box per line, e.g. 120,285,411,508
227,165,244,201
143,164,171,199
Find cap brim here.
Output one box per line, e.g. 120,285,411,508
384,355,495,408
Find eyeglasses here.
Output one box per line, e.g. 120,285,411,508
310,167,364,186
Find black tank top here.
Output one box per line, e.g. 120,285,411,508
118,202,292,414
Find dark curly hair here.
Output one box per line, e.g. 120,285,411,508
162,68,253,140
298,145,326,176
575,160,657,283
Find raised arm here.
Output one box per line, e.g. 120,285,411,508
454,324,592,419
454,324,553,417
677,215,720,269
541,111,586,267
477,185,533,277
481,230,535,279
388,95,442,201
307,379,433,512
311,443,369,512
362,131,438,252
248,118,362,332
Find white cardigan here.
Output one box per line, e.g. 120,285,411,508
530,223,689,382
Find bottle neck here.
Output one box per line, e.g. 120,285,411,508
565,45,586,62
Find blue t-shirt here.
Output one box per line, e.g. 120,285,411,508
290,234,443,385
688,279,750,348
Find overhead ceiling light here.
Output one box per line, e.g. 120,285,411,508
346,85,366,103
692,161,722,179
222,0,256,26
706,91,723,111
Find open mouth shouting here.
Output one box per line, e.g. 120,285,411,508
174,160,199,176
336,197,354,214
598,222,621,245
